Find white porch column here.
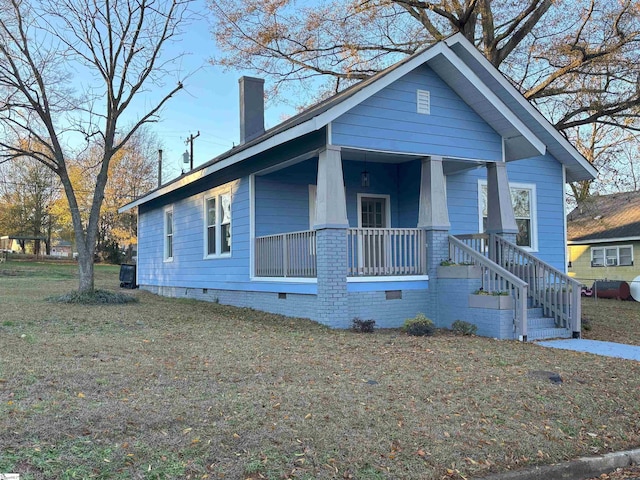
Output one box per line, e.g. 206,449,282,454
314,146,348,328
315,145,348,229
417,156,450,230
418,157,451,327
486,162,518,236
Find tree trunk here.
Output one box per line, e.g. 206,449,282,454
77,246,95,292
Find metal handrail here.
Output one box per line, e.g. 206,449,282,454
449,235,529,340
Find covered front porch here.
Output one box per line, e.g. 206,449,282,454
249,145,580,340
251,145,514,281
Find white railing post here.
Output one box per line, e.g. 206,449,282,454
346,228,427,277
448,235,528,341
488,234,581,337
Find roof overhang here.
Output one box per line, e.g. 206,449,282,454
444,35,597,182
568,236,640,245
121,33,595,212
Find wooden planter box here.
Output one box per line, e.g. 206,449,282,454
437,265,482,279
468,294,513,309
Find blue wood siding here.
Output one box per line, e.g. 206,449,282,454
138,177,317,294
255,159,317,236
331,64,502,161
508,155,566,270
256,159,421,232
138,179,248,287
343,161,401,227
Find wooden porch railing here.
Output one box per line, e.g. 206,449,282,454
254,228,427,278
255,230,317,278
490,234,581,335
449,235,529,340
455,233,581,336
347,228,426,277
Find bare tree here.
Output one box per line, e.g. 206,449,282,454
209,0,640,196
0,0,192,292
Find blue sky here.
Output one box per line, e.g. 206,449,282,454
149,1,296,182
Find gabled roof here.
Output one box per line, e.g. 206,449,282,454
120,33,596,213
567,191,640,243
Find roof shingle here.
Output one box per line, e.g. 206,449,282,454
567,191,640,242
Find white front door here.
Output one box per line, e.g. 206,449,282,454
358,194,390,272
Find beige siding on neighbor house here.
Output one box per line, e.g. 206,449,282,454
568,241,640,284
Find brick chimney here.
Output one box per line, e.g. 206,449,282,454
238,76,265,144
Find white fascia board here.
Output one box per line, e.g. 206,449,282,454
445,34,597,180
437,42,546,157
118,120,319,212
568,236,640,245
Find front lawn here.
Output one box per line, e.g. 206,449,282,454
582,296,640,345
1,262,639,479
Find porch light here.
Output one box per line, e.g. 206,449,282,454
361,170,370,188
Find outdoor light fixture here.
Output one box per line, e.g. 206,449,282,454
361,153,370,187
361,170,370,188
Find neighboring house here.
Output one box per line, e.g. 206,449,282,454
0,236,20,253
568,191,640,284
120,33,596,341
51,241,73,258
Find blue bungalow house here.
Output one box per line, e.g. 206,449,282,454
120,33,596,341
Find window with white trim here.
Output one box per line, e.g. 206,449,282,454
204,190,232,257
479,181,538,250
164,207,174,261
591,245,633,267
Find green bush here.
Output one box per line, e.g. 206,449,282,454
351,318,376,333
451,320,478,336
402,313,435,337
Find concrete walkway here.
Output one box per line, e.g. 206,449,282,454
537,339,640,361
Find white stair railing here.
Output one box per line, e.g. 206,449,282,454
490,234,581,336
449,235,529,340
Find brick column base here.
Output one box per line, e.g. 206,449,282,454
425,228,450,325
316,228,348,328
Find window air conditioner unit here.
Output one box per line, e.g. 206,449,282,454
606,258,617,266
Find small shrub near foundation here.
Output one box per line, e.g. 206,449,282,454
451,320,478,336
351,318,376,333
402,313,435,337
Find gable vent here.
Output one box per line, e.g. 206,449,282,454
417,89,430,115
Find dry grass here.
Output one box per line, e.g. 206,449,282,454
1,261,640,479
581,297,640,345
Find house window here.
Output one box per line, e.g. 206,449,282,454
164,207,174,261
204,191,232,258
591,245,633,267
479,181,537,250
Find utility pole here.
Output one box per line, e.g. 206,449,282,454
158,149,163,187
185,131,200,170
